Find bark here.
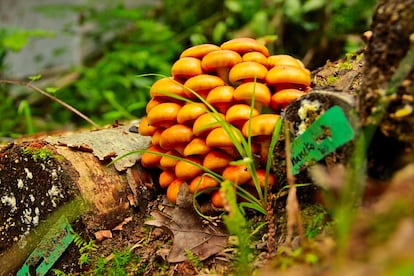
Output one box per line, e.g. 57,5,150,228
358,0,414,177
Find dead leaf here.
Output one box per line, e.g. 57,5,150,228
145,184,228,262
112,216,133,231
94,230,113,242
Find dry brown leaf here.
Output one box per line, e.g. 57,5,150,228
94,230,113,242
145,184,228,262
112,216,133,231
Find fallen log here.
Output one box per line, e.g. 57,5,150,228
0,121,153,274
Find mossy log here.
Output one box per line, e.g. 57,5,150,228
0,122,153,274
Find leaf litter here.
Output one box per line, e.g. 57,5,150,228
145,183,228,262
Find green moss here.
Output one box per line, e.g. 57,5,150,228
301,204,331,239
326,75,339,85
22,146,59,161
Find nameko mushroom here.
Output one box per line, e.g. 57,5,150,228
138,37,311,206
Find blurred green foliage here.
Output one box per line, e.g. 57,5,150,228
0,0,377,137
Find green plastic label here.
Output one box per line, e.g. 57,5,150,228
17,216,74,276
290,106,355,175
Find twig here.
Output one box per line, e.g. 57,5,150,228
266,192,276,258
284,120,305,246
0,79,100,129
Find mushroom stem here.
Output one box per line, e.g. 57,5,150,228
216,67,231,84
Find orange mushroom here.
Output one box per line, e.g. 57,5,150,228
147,102,181,128
205,126,242,148
270,88,306,112
151,128,163,145
180,43,220,59
242,52,268,66
159,170,176,188
222,164,252,185
201,49,242,83
189,174,219,193
221,37,270,57
175,156,203,180
211,189,224,208
233,82,271,109
241,114,281,164
228,61,268,85
192,112,225,136
225,104,259,129
183,74,225,99
206,85,234,113
203,149,234,172
166,179,186,203
171,57,203,80
241,114,281,137
141,145,164,168
248,169,277,189
146,97,165,113
159,124,193,150
183,137,211,156
266,65,311,91
150,77,186,101
267,54,305,69
177,102,207,125
159,150,181,169
138,116,157,136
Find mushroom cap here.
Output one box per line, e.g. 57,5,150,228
151,128,162,145
222,164,252,185
175,156,203,180
146,97,165,113
241,114,281,137
147,102,181,128
171,57,203,80
180,43,220,59
203,149,234,172
221,37,270,57
242,52,268,66
248,169,277,189
211,190,223,208
228,61,268,84
159,150,181,169
225,104,260,128
267,54,305,69
183,137,211,156
141,145,164,168
177,102,207,125
159,170,176,188
166,179,186,203
138,116,157,136
150,77,186,100
206,85,234,113
266,65,311,88
233,82,271,107
270,88,306,112
159,124,193,150
184,74,225,99
201,49,242,72
189,174,219,193
193,112,225,136
206,126,242,148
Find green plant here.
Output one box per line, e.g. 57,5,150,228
221,180,252,275
184,249,203,272
72,230,97,269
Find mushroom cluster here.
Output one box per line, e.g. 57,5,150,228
139,37,311,206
